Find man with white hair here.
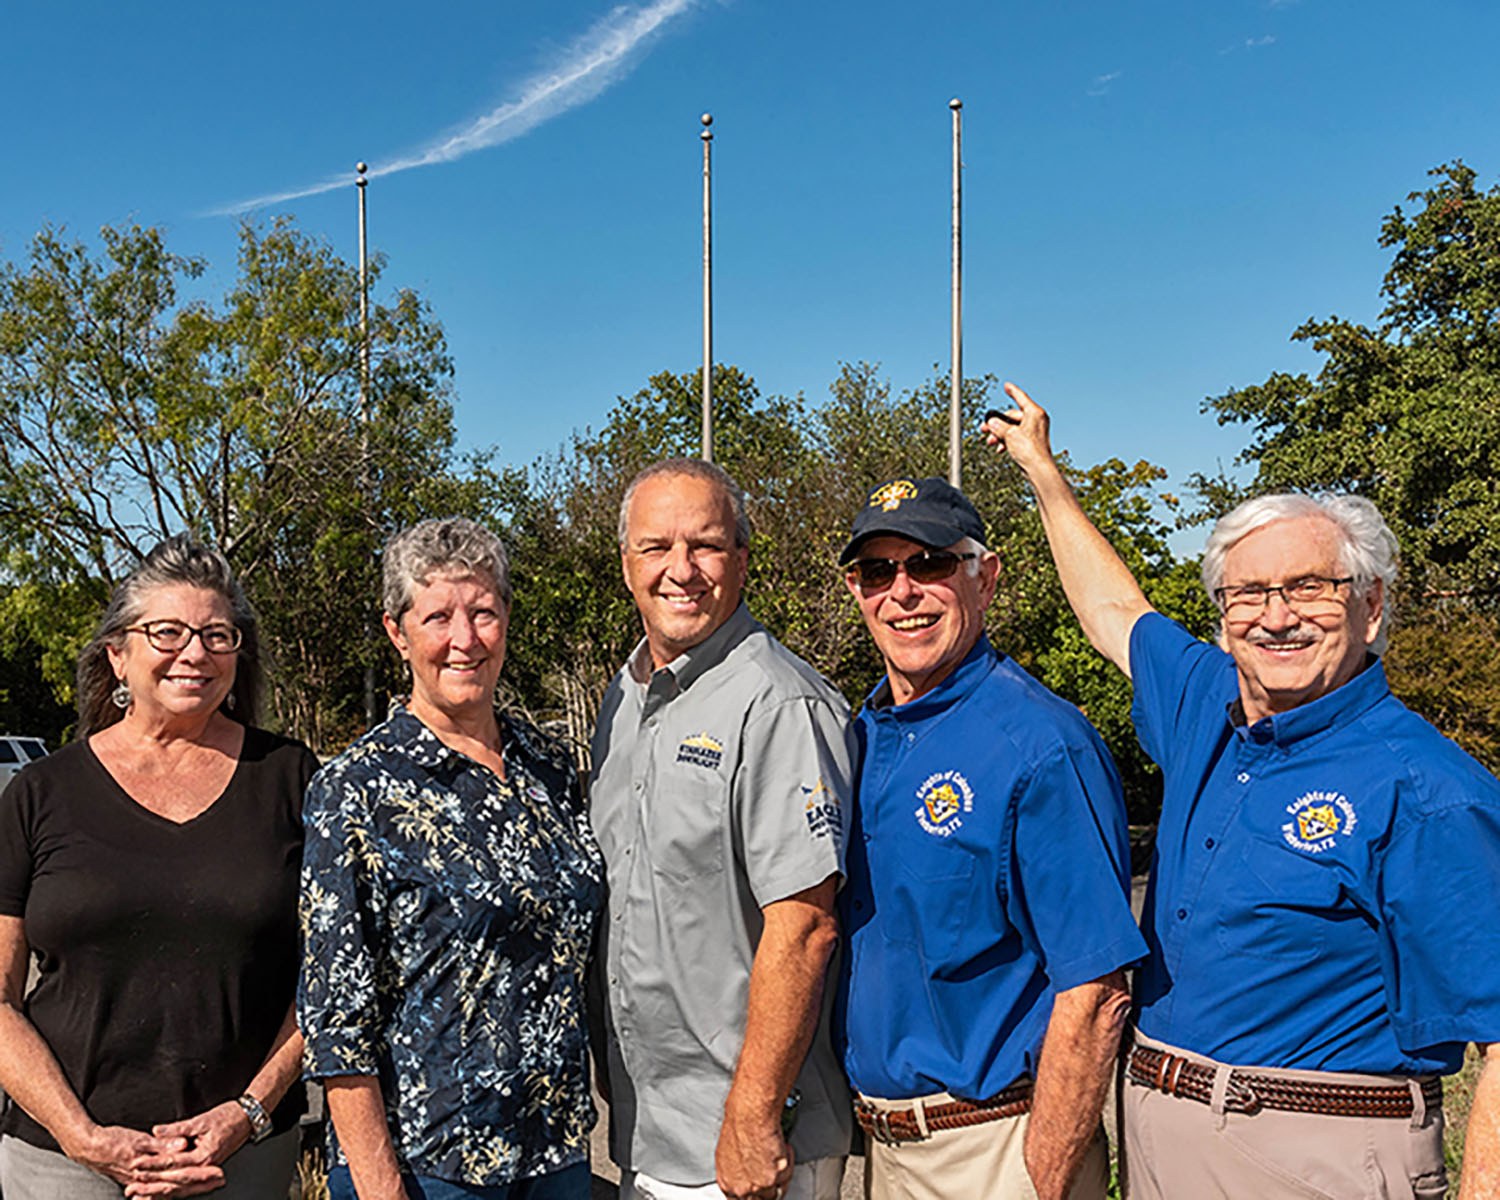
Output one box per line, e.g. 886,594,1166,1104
986,384,1500,1198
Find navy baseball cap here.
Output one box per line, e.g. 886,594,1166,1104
839,476,987,565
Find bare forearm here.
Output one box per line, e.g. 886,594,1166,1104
0,1000,100,1155
1460,1046,1500,1200
243,1004,303,1111
1023,972,1131,1200
1026,461,1152,676
986,383,1152,673
716,878,840,1199
325,1076,408,1200
728,883,839,1114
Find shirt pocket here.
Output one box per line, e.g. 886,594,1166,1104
1214,835,1342,963
645,764,727,882
876,835,977,958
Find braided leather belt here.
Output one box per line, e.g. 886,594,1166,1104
1128,1045,1443,1119
854,1081,1033,1145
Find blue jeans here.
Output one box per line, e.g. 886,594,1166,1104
328,1161,590,1200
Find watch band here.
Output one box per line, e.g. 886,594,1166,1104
235,1092,273,1143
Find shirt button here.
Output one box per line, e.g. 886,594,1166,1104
906,733,915,743
1204,837,1216,850
1176,908,1188,921
1236,772,1250,784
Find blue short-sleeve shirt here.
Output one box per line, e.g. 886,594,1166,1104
838,637,1146,1101
1131,612,1500,1073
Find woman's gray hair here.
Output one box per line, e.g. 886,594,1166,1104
76,534,260,737
382,517,512,623
1201,493,1399,651
617,458,751,549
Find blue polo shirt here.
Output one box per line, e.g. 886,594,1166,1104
1132,613,1500,1074
837,636,1146,1101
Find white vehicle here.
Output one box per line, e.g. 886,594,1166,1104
0,735,48,788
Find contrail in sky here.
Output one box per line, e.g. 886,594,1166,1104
210,0,701,216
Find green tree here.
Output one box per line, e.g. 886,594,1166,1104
0,221,506,750
1199,161,1500,604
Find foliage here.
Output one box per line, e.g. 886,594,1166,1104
1197,161,1500,605
0,221,509,751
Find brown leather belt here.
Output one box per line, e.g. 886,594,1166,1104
854,1081,1033,1144
1127,1045,1443,1119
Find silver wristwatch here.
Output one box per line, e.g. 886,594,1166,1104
235,1092,273,1143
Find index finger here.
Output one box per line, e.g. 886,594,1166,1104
1003,380,1040,411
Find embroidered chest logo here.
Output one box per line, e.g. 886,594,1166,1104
676,732,724,770
915,770,974,838
802,779,840,841
869,479,919,511
1282,789,1358,854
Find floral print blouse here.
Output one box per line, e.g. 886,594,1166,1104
299,704,604,1186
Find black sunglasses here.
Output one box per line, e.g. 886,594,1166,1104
846,550,978,591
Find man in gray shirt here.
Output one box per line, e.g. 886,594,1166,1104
591,458,853,1200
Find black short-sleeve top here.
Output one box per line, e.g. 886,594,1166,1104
0,727,316,1151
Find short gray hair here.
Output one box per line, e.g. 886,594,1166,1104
955,535,990,577
382,517,512,622
76,534,260,737
1201,493,1399,651
617,458,751,549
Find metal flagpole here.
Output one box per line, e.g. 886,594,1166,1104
949,99,963,488
701,112,714,463
357,162,376,728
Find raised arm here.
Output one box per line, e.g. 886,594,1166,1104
984,382,1154,676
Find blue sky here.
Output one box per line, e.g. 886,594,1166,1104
4,0,1499,515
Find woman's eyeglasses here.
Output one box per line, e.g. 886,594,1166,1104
124,621,244,654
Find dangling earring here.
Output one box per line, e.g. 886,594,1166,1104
111,681,132,710
225,691,237,711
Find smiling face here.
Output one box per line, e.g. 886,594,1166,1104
1218,515,1383,723
106,584,238,727
621,471,749,668
384,572,508,727
846,535,999,706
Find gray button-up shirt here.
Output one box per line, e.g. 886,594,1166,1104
590,604,854,1184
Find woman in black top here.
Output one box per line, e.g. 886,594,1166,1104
0,535,316,1199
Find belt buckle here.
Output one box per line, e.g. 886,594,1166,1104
1225,1075,1262,1115
872,1110,898,1145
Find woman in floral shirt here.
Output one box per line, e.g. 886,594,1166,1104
299,518,603,1200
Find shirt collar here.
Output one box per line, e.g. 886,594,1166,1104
1232,654,1390,748
376,699,539,780
864,634,997,720
628,602,758,700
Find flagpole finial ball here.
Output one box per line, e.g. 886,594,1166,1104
356,162,368,174
701,113,713,127
949,98,962,110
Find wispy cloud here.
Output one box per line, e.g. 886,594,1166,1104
209,0,703,216
1086,70,1123,98
1245,34,1277,48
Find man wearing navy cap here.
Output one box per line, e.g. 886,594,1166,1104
836,475,1147,1200
986,384,1500,1198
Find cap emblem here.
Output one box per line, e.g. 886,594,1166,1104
869,480,919,512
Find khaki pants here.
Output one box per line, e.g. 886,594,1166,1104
0,1130,300,1200
856,1091,1109,1200
1122,1033,1448,1200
